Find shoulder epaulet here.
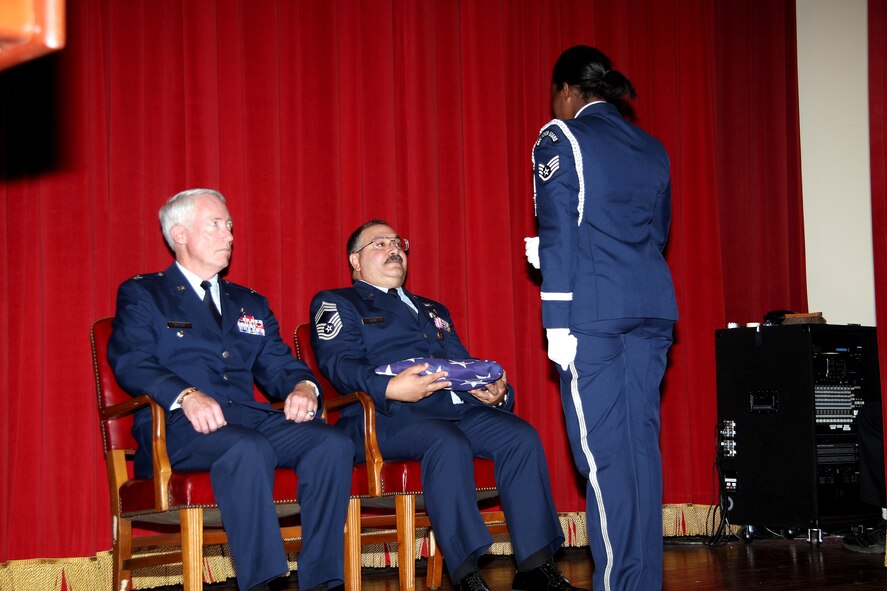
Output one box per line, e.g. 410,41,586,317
221,279,257,295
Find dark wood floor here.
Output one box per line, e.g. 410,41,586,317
173,533,887,591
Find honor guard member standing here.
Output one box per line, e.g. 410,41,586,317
310,220,587,591
108,188,354,591
526,46,678,591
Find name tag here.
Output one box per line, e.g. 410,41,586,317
167,321,192,329
362,316,385,325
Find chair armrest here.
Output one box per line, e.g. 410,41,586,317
101,394,173,511
270,387,385,496
100,394,153,421
146,397,173,512
326,391,384,497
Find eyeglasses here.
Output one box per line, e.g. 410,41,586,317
353,235,409,253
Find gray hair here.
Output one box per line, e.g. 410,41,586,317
158,188,226,249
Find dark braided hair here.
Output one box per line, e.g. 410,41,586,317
551,46,636,109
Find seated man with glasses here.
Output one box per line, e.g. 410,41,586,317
309,219,586,591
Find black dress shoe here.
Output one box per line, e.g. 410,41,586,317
249,572,290,591
843,527,887,553
511,558,589,591
301,583,345,591
454,569,491,591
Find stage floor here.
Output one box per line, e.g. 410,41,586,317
180,532,887,591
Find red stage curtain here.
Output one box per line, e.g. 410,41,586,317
714,0,808,324
0,0,803,562
869,0,887,488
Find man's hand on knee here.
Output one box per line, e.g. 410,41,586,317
182,391,227,434
284,383,319,423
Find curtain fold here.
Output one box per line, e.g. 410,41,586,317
869,0,887,498
714,0,808,324
0,0,806,562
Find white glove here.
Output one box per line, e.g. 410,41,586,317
546,328,577,370
524,236,540,269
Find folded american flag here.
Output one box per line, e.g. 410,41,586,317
374,357,504,391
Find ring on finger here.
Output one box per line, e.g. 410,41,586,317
307,409,316,418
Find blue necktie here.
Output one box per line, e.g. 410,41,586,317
201,280,222,326
388,288,418,321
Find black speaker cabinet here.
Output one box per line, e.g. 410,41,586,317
715,324,882,531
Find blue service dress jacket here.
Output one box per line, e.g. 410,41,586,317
108,263,321,475
310,280,515,428
532,100,678,329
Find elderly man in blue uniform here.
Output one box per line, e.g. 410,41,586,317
108,188,354,591
309,219,587,591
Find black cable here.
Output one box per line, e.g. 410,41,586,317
705,423,730,546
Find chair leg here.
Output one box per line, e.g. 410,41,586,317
426,528,444,590
344,498,362,591
395,494,416,591
115,517,133,591
181,507,204,591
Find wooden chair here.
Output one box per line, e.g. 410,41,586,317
91,317,362,591
293,323,509,590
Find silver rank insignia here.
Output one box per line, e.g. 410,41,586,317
537,154,560,182
314,301,342,341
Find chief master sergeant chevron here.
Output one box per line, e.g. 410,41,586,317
310,219,589,591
